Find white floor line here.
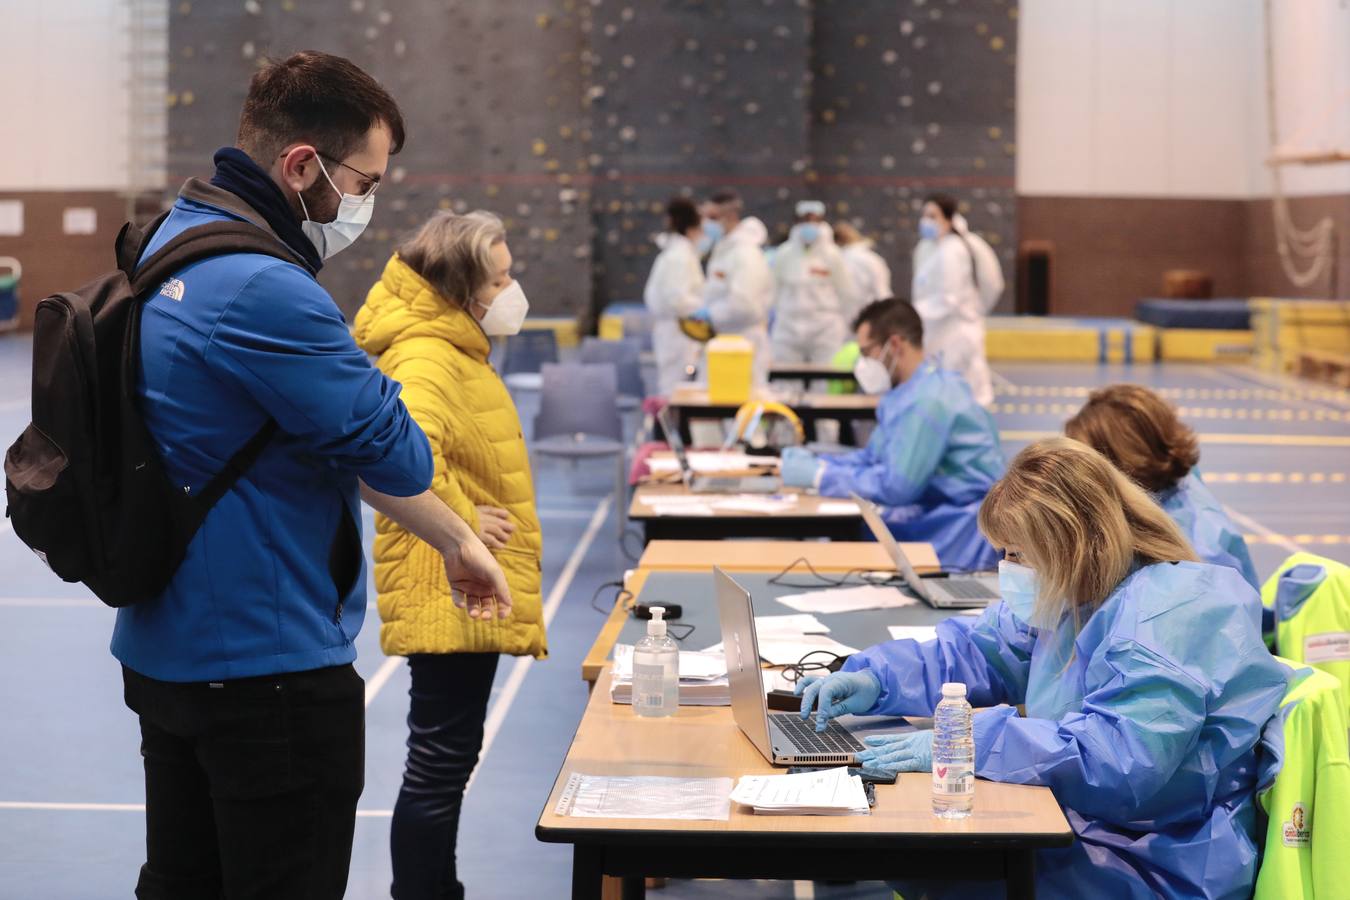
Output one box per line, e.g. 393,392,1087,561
0,597,101,607
364,656,403,708
1223,505,1306,557
0,800,396,817
466,492,613,795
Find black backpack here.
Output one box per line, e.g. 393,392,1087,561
3,216,301,607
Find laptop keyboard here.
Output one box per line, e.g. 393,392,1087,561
772,713,864,755
941,579,1000,600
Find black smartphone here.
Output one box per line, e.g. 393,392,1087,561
786,765,898,785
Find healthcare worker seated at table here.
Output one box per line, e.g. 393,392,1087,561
797,437,1288,900
1065,383,1260,590
780,299,1004,572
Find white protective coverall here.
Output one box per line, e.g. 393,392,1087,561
841,240,893,312
703,216,774,384
642,232,705,395
911,226,994,407
769,222,860,366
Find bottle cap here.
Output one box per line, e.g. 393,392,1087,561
648,606,667,637
941,682,967,698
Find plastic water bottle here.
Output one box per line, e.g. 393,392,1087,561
932,682,975,818
633,606,679,717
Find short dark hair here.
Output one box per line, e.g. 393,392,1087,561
708,189,743,213
237,51,406,165
667,196,700,235
853,298,923,348
923,192,957,222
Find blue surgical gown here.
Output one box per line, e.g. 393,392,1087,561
817,361,1004,571
842,561,1288,900
1157,471,1260,590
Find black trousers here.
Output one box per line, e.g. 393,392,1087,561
123,663,365,900
390,652,501,900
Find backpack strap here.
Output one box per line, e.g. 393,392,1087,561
129,220,307,296
114,210,173,276
189,419,279,518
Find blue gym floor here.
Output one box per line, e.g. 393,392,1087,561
1,330,1347,899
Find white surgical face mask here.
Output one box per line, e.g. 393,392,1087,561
853,344,895,395
298,156,375,259
998,560,1041,626
476,281,529,336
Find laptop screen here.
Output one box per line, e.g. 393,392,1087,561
657,405,692,476
850,493,934,603
713,567,776,762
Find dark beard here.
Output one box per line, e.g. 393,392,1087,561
298,179,340,225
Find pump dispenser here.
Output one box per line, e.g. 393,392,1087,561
633,606,679,717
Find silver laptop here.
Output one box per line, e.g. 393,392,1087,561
851,493,1000,609
714,567,863,766
658,407,779,494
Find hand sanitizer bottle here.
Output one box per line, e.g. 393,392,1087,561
633,606,678,717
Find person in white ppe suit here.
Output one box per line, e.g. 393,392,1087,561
770,200,860,369
700,189,774,384
642,196,706,395
834,221,892,316
911,193,994,406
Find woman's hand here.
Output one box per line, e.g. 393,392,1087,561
475,506,515,549
794,670,882,732
856,731,933,774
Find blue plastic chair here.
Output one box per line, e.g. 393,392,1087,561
531,362,627,536
580,336,645,410
501,329,560,392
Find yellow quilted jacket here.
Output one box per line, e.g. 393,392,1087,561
353,255,545,659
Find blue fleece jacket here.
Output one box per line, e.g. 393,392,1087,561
110,187,433,681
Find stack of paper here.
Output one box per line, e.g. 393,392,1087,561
646,453,779,475
610,644,731,706
730,766,870,816
778,585,918,614
702,633,860,667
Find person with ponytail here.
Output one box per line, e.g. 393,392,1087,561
1065,383,1259,589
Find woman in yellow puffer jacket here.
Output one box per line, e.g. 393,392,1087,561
353,210,542,900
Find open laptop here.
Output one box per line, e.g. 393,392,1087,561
851,493,1001,609
714,567,864,765
657,406,779,494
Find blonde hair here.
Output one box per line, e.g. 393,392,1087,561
396,210,506,310
979,437,1197,629
1064,384,1199,493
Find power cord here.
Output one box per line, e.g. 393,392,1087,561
779,650,851,685
590,580,632,615
766,556,902,589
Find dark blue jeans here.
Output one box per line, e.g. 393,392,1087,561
390,652,501,900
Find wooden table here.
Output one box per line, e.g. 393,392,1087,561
666,385,879,444
583,541,939,685
629,485,864,544
767,362,858,386
538,669,1073,899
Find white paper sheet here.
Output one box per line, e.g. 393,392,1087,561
646,453,779,475
702,634,860,667
647,503,716,517
709,495,800,514
777,585,918,614
887,625,938,642
611,644,727,681
557,773,732,820
815,501,862,515
754,614,830,636
731,766,869,815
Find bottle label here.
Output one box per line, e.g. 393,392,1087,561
633,662,666,708
932,762,974,795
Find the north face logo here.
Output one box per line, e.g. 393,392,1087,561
158,278,185,302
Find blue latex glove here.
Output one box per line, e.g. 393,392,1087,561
855,730,933,774
688,307,712,322
780,446,822,489
794,670,882,732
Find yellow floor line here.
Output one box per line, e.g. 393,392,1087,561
1245,534,1349,546
1205,473,1348,484
1000,430,1350,448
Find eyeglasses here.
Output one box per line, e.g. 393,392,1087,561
317,151,382,197
279,147,382,198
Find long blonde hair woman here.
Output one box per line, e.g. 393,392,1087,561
798,438,1287,899
354,210,542,900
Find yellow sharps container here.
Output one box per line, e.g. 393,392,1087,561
705,335,754,404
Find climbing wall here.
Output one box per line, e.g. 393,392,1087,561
168,0,1017,319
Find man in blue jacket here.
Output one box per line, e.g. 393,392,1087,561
113,51,510,900
781,299,1005,571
